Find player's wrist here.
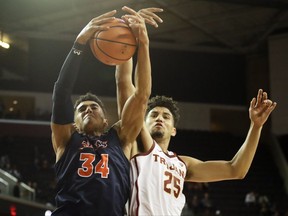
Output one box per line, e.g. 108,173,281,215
72,42,86,55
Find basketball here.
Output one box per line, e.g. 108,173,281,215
90,18,137,66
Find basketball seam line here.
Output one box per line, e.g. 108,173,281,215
96,45,133,61
95,40,136,61
94,38,137,47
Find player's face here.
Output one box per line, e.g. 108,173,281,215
74,100,108,134
145,106,176,140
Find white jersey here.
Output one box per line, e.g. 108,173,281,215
130,142,187,216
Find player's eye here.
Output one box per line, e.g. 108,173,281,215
78,107,86,112
164,115,170,119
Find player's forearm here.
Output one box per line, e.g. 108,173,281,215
231,122,263,178
52,43,85,124
54,43,85,90
134,40,151,101
115,58,135,118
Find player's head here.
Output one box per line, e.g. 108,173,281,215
145,95,180,140
74,92,108,134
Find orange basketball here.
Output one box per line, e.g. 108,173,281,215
90,18,137,66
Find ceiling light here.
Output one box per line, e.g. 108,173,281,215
0,31,10,49
0,40,10,49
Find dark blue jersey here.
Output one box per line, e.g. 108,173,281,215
52,128,130,216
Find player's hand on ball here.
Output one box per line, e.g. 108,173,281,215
76,10,117,45
121,6,148,44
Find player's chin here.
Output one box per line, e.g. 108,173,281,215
151,130,164,139
83,120,97,132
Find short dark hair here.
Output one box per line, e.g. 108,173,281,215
74,92,106,115
146,95,180,127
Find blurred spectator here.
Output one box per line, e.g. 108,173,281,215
189,195,200,215
200,192,213,216
244,190,258,216
0,155,10,169
258,193,270,206
245,190,257,207
0,99,5,118
13,180,21,198
11,164,22,180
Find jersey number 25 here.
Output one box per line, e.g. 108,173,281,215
164,171,181,198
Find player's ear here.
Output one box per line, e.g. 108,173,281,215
171,127,177,137
103,118,109,128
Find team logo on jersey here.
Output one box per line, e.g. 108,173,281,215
80,139,108,150
94,140,108,150
80,140,94,149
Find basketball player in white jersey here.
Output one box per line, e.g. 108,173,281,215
119,7,277,216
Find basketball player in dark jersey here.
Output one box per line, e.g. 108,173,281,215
51,8,151,216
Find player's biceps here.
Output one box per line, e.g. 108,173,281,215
122,102,146,126
121,121,142,144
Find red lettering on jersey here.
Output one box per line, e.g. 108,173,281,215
160,157,166,165
152,154,186,179
153,154,159,162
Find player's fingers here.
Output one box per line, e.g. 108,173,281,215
262,91,268,102
265,101,277,116
138,10,163,23
122,14,143,24
141,7,164,13
91,17,116,26
261,99,273,112
95,10,117,20
270,102,277,112
122,6,138,16
250,97,256,108
140,16,158,27
255,89,263,107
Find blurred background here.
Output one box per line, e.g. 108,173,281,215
0,0,288,215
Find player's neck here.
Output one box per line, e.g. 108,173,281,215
155,138,170,153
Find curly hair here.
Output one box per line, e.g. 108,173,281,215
146,95,180,127
74,92,106,115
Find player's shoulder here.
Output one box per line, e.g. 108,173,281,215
110,121,121,134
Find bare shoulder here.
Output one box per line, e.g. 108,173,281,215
179,155,203,181
111,120,121,134
112,120,134,159
111,120,127,142
51,122,75,162
179,155,202,167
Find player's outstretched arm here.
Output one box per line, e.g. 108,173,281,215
229,89,276,177
182,89,276,182
117,7,151,149
116,6,163,118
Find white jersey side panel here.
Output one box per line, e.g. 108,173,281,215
130,142,187,216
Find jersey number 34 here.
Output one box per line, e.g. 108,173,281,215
78,153,109,178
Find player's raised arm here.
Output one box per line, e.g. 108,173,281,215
117,7,151,145
183,89,276,182
51,10,117,162
116,6,164,118
115,58,134,118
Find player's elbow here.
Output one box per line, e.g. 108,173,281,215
235,171,247,180
230,163,249,180
135,88,151,103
